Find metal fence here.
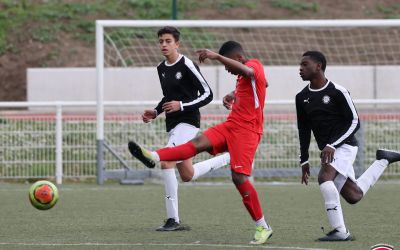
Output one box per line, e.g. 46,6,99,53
0,100,399,183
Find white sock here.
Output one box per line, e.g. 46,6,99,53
191,153,230,181
357,159,388,195
319,181,346,233
255,216,271,230
151,152,160,162
162,168,179,223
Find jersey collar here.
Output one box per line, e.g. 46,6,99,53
308,79,330,92
165,54,183,67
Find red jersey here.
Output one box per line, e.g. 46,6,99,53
227,59,267,134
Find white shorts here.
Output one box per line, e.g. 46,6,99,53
331,144,358,192
166,123,199,163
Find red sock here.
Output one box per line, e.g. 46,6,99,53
236,180,264,221
156,141,197,161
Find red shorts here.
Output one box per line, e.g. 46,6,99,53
203,121,261,176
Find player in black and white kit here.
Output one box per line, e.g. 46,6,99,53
141,26,230,231
296,51,400,241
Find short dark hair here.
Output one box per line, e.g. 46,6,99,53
302,51,327,71
218,40,244,56
157,26,180,41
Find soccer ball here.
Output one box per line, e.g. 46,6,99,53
29,180,59,210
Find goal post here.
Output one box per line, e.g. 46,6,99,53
96,19,400,184
96,22,105,184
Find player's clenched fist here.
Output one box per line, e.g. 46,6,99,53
223,91,235,110
142,109,156,123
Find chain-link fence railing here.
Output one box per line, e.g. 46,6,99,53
0,101,399,183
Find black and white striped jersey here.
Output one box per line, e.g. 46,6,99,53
155,54,213,132
295,80,360,165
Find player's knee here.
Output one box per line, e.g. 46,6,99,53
160,162,174,169
181,174,192,182
340,182,364,204
344,192,363,205
231,177,240,186
231,175,239,185
344,196,359,205
318,175,329,185
190,135,210,152
231,172,247,186
160,162,168,169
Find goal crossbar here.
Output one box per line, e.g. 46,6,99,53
96,19,400,28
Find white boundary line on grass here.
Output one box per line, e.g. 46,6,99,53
2,180,400,192
151,243,331,250
0,242,331,250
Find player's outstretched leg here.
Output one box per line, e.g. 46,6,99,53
356,149,400,197
128,141,156,168
376,149,400,164
190,153,230,181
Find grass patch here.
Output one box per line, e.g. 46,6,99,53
376,3,400,19
128,0,173,19
0,0,263,55
0,183,398,250
0,1,130,54
270,0,319,12
31,25,61,43
216,0,258,12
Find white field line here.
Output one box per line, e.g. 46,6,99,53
0,242,331,250
1,180,398,192
150,243,332,250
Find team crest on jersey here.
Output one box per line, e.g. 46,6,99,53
175,71,182,79
322,95,330,104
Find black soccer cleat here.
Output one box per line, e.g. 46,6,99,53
376,149,400,164
318,229,353,241
156,218,185,231
128,141,156,168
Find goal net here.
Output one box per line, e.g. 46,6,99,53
96,20,400,183
103,20,400,67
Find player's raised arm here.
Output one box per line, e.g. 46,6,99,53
196,45,254,78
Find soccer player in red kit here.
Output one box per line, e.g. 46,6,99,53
128,41,272,245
